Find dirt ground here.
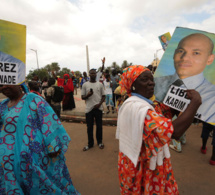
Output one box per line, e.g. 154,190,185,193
63,122,215,195
1,92,214,194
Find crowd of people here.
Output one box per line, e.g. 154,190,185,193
0,46,215,193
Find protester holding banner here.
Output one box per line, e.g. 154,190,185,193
0,84,80,194
116,65,202,194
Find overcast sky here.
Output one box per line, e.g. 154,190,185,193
1,0,215,74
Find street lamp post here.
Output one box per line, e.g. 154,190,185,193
86,45,90,75
154,48,163,66
152,48,163,73
30,49,39,69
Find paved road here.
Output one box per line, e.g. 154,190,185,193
1,89,215,194
63,122,215,195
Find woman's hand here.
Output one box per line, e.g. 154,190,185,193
185,89,202,106
101,57,105,64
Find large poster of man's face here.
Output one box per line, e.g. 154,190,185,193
154,27,215,124
0,19,26,85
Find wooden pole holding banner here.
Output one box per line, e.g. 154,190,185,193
86,45,90,75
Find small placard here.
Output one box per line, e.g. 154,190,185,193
0,62,18,84
163,85,190,112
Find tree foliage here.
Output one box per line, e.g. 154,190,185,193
58,67,72,78
26,60,134,81
121,60,132,69
74,71,82,77
26,68,49,81
26,62,70,81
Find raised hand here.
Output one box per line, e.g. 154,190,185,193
101,57,105,64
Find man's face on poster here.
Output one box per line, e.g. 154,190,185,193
173,33,215,79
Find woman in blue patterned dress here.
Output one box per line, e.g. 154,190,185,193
0,84,80,194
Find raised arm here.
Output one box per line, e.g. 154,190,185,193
100,57,105,73
52,71,57,80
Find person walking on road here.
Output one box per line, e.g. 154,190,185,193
81,69,106,151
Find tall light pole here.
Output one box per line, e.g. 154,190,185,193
86,45,90,75
30,49,39,69
154,48,163,67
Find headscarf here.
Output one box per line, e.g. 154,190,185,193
63,74,70,79
120,65,150,96
21,82,29,93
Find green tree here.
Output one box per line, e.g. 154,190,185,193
121,60,132,69
44,64,52,76
50,62,60,74
74,71,81,76
59,67,72,78
39,68,49,80
26,68,49,81
111,62,120,70
102,60,133,74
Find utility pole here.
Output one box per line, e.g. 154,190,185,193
86,45,90,75
154,49,162,68
30,49,39,69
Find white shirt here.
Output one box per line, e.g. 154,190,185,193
81,81,105,113
103,80,112,95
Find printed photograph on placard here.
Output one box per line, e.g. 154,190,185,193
154,27,215,124
0,19,26,85
158,32,171,51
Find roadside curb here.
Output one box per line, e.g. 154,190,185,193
61,114,117,126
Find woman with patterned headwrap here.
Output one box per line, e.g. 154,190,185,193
116,65,202,194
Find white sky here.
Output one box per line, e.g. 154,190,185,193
0,0,215,74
